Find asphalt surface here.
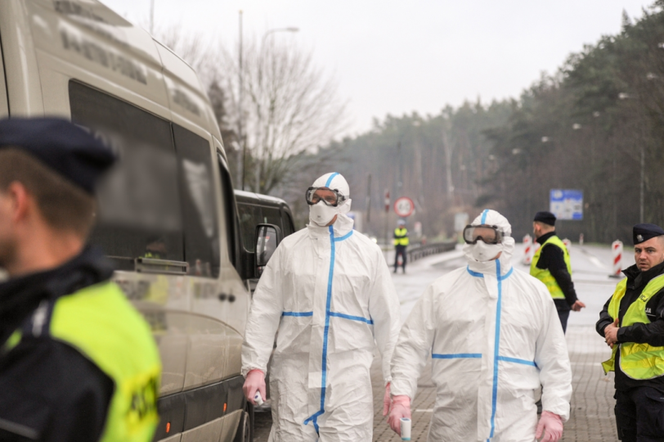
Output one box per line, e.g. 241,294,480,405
253,242,633,441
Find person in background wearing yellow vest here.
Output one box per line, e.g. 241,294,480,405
531,211,585,333
597,223,664,442
393,219,409,274
0,118,161,442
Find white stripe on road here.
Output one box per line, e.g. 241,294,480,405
588,256,607,269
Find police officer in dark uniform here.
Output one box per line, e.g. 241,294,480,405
530,211,585,333
0,118,161,441
597,223,664,442
393,219,409,274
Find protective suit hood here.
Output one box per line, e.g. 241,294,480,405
462,209,514,276
308,172,353,228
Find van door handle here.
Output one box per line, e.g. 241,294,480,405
218,293,236,302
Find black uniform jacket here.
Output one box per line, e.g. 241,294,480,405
596,260,664,391
0,247,114,441
535,231,579,312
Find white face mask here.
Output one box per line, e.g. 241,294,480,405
469,241,502,262
309,202,339,227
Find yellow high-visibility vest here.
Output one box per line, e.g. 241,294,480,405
3,281,161,441
601,274,664,379
530,235,571,300
394,227,409,246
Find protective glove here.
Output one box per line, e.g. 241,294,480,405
535,410,563,442
382,382,391,416
242,369,266,405
388,395,411,436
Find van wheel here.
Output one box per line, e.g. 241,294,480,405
233,405,253,442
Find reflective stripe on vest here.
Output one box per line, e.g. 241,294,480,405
601,274,664,379
394,228,409,246
530,236,571,300
50,281,161,441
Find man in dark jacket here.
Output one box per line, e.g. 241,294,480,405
597,223,664,442
0,118,161,441
530,211,585,333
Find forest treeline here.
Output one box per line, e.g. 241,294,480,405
275,3,664,243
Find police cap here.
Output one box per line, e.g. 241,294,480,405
633,223,664,245
0,117,115,194
534,211,556,226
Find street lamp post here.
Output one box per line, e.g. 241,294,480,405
640,146,645,223
239,10,245,190
251,26,299,193
262,27,299,45
619,92,645,223
149,0,156,34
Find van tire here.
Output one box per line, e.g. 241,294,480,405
233,405,253,442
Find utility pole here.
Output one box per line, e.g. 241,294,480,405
149,0,155,34
396,140,403,198
640,146,645,223
366,174,372,224
384,189,390,256
238,10,245,190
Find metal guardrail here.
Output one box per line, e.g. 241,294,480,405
407,240,457,263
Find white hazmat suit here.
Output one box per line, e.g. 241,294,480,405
391,209,572,441
242,172,401,441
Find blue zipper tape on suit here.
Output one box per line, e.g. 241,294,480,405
459,257,515,441
304,224,354,432
329,311,373,324
489,259,502,439
467,266,484,278
432,353,482,359
481,209,489,224
325,172,339,187
497,356,537,367
282,311,314,317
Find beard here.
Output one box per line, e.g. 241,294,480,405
0,235,17,273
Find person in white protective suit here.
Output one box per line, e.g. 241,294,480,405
241,172,401,441
388,209,572,442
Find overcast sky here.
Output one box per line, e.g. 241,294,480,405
101,0,653,136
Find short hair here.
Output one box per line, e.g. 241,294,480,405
534,221,555,230
0,148,96,238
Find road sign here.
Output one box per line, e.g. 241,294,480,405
394,197,415,217
550,189,583,220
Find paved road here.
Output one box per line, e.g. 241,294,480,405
254,242,633,441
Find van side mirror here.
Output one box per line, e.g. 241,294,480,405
255,223,281,277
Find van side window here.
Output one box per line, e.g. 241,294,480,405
217,152,240,270
173,125,220,278
69,81,184,268
262,207,282,232
237,203,261,253
282,212,295,236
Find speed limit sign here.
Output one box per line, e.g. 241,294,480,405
394,197,414,217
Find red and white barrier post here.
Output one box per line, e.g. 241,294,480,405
562,238,571,250
523,234,533,265
610,240,623,278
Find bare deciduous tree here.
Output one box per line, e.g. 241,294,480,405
221,35,347,194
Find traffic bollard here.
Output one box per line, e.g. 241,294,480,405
610,240,623,278
523,234,533,265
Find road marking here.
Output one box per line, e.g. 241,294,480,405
588,256,606,269
415,409,434,413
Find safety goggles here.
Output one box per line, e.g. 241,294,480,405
305,187,347,207
462,224,505,245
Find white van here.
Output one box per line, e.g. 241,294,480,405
0,1,270,441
